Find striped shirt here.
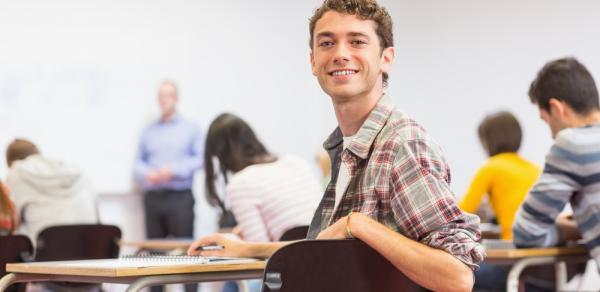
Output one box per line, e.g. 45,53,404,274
227,156,322,242
513,123,600,266
307,95,484,270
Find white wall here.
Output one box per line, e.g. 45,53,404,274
2,0,600,197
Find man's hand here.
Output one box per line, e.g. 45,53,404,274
317,212,369,240
556,213,582,243
158,167,173,182
145,170,161,185
317,216,350,240
187,233,250,257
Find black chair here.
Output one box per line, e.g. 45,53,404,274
0,235,34,292
278,226,309,241
35,224,121,261
262,239,427,292
34,224,121,291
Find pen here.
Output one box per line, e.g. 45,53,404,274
196,245,225,251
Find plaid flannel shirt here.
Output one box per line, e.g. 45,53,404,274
307,95,484,269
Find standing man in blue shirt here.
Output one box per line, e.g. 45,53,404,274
134,80,203,292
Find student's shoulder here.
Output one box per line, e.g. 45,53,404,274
377,111,444,156
554,125,600,151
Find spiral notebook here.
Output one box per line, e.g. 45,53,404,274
59,255,258,269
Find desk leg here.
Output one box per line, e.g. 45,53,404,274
125,270,263,292
0,273,17,292
507,257,557,292
555,261,567,291
237,280,249,292
0,273,52,292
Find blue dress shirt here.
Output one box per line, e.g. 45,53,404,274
134,114,204,191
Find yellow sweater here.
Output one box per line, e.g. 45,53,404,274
459,153,540,240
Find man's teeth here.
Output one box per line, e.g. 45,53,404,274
332,70,356,76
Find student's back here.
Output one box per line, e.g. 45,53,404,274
227,155,321,242
460,111,540,240
6,140,97,242
461,153,540,239
514,125,600,264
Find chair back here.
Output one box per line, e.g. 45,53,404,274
278,226,309,241
0,235,33,292
35,224,121,261
262,239,427,292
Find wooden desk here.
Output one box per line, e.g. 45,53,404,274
484,241,589,292
0,258,266,292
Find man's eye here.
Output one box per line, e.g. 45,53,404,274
351,40,367,46
319,41,334,47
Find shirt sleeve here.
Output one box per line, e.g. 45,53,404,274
169,125,204,180
390,139,485,270
227,181,271,243
133,131,151,184
459,164,492,214
512,142,577,248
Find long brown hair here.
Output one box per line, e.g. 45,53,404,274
204,113,274,210
0,182,18,234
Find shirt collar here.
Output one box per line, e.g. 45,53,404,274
159,112,180,124
323,95,395,159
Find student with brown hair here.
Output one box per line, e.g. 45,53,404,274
190,1,483,290
204,113,320,243
460,111,541,240
0,181,18,235
458,112,541,291
511,57,600,291
5,139,98,242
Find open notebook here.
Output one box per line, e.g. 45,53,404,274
58,255,259,269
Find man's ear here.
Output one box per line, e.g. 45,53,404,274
310,51,316,76
380,47,395,74
548,97,567,117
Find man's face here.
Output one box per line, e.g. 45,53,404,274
158,83,178,117
310,11,393,101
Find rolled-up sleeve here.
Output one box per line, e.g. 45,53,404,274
390,139,485,270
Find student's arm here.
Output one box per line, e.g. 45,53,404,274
318,213,474,292
459,165,491,213
187,233,291,258
169,126,204,180
324,139,482,292
512,141,582,247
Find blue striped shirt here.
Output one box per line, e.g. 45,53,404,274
513,123,600,266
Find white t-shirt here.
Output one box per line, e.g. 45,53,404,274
334,134,356,212
226,156,322,242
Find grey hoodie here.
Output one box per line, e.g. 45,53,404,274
6,154,98,242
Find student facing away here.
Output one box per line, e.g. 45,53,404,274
204,113,321,243
5,139,98,242
204,113,322,292
513,57,600,267
460,111,541,240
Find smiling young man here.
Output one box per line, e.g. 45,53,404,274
189,1,483,291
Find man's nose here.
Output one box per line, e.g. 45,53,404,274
333,43,351,65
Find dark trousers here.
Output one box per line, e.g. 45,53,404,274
144,189,196,292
